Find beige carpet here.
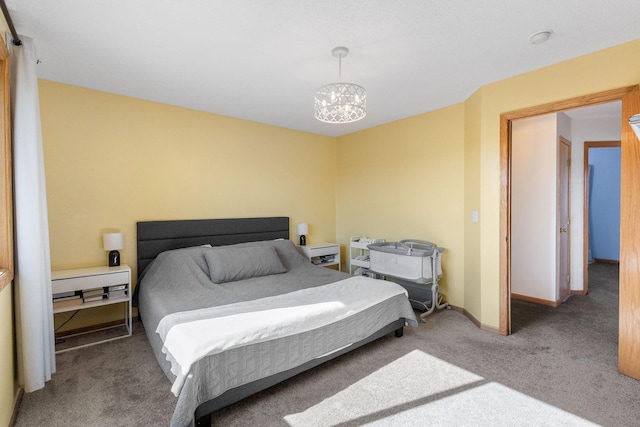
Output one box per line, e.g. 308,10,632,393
284,350,597,426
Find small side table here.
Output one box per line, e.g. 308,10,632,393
299,243,341,271
51,264,132,353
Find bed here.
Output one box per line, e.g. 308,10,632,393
135,217,417,427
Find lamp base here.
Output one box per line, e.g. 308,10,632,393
299,235,306,246
108,250,121,267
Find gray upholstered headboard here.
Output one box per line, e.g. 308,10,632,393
136,217,289,279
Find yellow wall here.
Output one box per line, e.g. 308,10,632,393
39,80,337,330
336,104,466,306
463,88,482,318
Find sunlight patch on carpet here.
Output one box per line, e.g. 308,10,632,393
284,350,598,426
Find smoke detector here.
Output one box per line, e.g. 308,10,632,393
529,29,553,45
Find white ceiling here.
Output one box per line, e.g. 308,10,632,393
563,101,622,120
6,1,640,137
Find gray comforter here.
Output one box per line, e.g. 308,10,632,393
137,239,416,426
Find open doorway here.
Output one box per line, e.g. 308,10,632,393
584,141,621,295
499,85,640,379
509,105,621,334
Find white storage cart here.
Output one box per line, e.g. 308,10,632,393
349,236,385,277
368,239,448,322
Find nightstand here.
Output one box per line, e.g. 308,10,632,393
51,264,132,353
299,243,341,270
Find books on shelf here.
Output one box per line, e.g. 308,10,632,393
53,298,82,309
108,290,127,299
311,255,335,265
82,287,106,302
83,288,104,296
53,294,80,302
54,285,128,305
107,284,127,299
53,291,76,299
53,294,82,309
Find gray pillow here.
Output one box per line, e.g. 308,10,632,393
205,246,287,283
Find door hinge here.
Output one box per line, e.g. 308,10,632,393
566,274,570,283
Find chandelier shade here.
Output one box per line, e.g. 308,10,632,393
314,47,367,124
314,82,367,123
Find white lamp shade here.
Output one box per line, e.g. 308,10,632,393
103,232,124,251
296,223,308,236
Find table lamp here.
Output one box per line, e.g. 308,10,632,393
103,232,124,266
296,223,308,246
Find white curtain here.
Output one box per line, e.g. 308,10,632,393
9,34,56,392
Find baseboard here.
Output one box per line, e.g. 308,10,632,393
447,304,465,315
594,258,619,264
511,293,559,307
449,305,500,334
479,320,500,334
570,289,588,296
9,387,23,427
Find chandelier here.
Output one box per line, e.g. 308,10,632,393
314,47,366,124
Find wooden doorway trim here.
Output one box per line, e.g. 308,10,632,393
619,88,640,379
557,136,571,304
582,140,621,295
499,85,639,337
0,34,13,292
